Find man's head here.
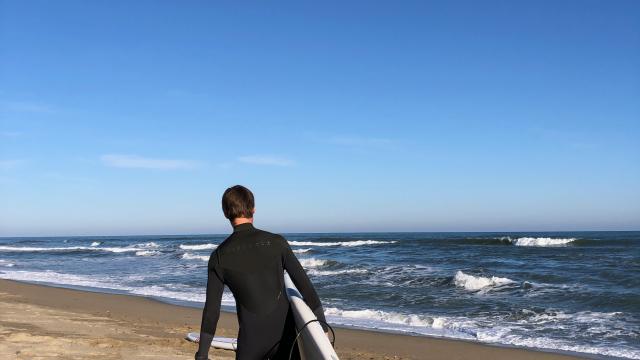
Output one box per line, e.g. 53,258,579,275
221,185,255,222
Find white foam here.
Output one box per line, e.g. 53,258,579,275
135,250,160,256
0,269,238,308
181,253,209,261
288,240,396,247
510,237,576,247
90,241,101,247
308,269,367,276
0,259,15,267
179,243,218,250
293,248,311,253
477,331,640,359
299,258,328,268
0,270,131,291
131,286,236,306
135,242,160,248
324,307,474,339
454,271,514,291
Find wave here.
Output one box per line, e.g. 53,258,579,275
129,284,236,306
135,250,160,256
0,269,237,307
325,305,639,359
90,241,101,246
0,242,161,254
509,237,576,247
308,269,368,276
0,245,139,253
324,306,475,339
299,258,328,268
0,269,130,291
179,243,218,250
0,259,15,267
135,242,160,248
293,248,311,254
288,240,397,247
181,253,209,261
453,271,515,291
455,236,580,247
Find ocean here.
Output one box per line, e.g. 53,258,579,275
0,231,638,359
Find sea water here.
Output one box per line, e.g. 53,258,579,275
1,231,638,359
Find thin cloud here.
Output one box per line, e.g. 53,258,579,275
237,155,294,167
101,154,200,170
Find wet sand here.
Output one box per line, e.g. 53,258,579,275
0,279,586,359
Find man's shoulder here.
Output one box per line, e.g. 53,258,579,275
253,227,287,245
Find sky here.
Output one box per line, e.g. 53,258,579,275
1,1,639,236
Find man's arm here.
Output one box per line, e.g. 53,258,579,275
195,251,224,360
281,238,328,329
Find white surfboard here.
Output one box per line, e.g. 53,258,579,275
186,332,237,351
284,273,339,360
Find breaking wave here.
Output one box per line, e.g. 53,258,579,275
288,240,396,247
181,253,209,261
0,242,161,254
179,243,218,250
299,258,328,268
308,269,368,276
508,237,576,247
453,271,515,291
135,250,160,256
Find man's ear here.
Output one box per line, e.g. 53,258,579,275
251,208,255,214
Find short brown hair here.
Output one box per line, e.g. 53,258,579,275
221,185,255,220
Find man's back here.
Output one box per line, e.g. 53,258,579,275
196,222,326,360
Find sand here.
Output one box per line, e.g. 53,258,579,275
0,279,587,360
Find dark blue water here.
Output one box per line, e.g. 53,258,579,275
1,231,638,359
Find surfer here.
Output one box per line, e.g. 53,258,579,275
195,185,328,360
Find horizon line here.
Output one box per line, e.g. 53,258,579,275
1,228,638,238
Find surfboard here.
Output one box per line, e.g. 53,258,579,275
186,332,237,351
284,273,340,360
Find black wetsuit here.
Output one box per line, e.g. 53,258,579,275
196,223,327,360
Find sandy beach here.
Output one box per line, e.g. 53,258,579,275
0,279,588,360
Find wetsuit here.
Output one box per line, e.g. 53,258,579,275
196,223,327,360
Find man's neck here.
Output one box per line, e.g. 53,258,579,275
232,218,253,227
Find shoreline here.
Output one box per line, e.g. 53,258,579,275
0,279,589,360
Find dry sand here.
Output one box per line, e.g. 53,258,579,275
0,279,586,360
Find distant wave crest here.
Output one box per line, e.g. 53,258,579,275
135,250,160,256
508,237,576,247
179,243,218,250
308,269,367,276
288,240,396,247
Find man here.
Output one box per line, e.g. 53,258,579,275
196,185,327,360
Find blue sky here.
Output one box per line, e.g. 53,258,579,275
1,1,639,236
